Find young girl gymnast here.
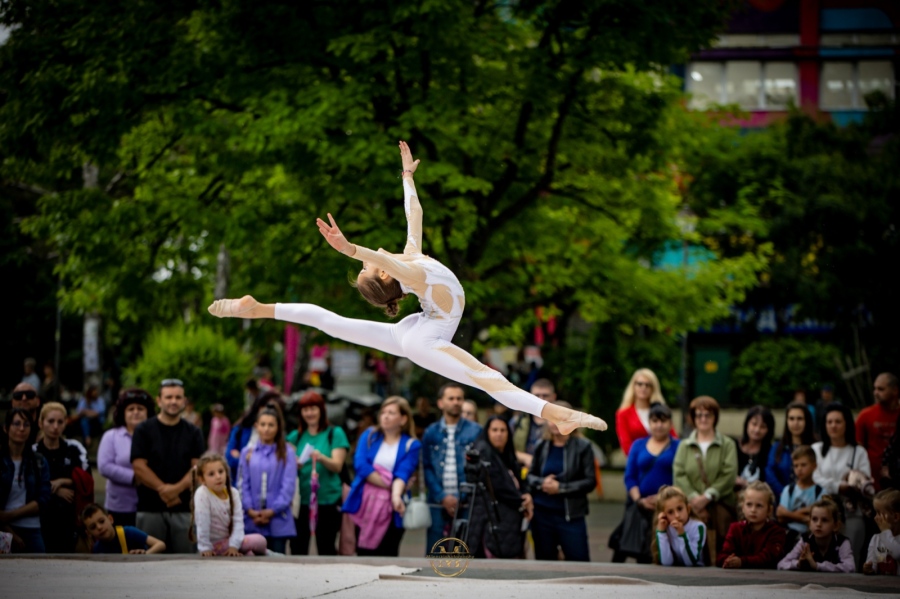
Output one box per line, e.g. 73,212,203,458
654,486,707,567
191,454,268,556
209,141,606,435
778,497,855,572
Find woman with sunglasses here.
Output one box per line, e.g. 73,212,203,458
209,142,607,438
0,408,51,552
673,395,738,563
615,369,674,456
97,388,156,527
10,384,41,446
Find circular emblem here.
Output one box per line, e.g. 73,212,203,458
427,537,473,577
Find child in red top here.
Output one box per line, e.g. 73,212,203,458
718,480,786,569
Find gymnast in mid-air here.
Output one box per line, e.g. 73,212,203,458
209,141,607,434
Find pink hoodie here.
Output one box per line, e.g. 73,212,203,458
350,465,394,549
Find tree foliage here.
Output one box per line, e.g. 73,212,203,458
730,338,840,409
683,97,900,375
124,323,254,415
2,1,767,382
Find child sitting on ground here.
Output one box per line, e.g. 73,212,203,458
654,485,707,567
718,480,785,569
191,454,268,556
82,504,166,554
776,446,824,536
778,497,855,572
863,488,900,575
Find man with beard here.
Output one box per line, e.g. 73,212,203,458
130,379,204,553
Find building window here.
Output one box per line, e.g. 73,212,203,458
820,61,895,109
820,33,899,46
687,62,798,110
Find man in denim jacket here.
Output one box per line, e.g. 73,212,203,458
422,383,482,552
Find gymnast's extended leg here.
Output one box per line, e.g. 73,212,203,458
208,296,409,356
399,336,607,434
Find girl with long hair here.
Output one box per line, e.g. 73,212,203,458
765,402,815,499
209,142,606,437
191,454,267,556
238,406,297,553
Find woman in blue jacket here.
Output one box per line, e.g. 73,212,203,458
226,392,284,480
0,408,51,553
342,396,421,557
765,402,815,499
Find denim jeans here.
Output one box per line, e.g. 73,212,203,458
11,526,46,553
530,506,590,562
426,506,454,553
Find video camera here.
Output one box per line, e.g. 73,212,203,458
463,447,492,483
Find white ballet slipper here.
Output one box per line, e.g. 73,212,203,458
556,411,608,436
207,298,255,318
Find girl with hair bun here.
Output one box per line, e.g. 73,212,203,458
209,142,607,438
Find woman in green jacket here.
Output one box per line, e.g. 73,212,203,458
673,395,738,562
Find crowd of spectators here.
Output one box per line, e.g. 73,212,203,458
2,356,899,579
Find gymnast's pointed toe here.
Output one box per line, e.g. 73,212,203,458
208,299,229,318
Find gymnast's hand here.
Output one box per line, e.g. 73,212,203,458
316,213,353,255
399,140,419,176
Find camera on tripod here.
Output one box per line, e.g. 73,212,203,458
463,447,492,483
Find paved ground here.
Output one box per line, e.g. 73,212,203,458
1,556,896,598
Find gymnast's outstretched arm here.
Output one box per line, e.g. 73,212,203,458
399,140,423,255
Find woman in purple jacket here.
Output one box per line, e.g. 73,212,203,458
97,388,155,527
239,407,297,553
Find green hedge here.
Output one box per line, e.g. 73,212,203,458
731,338,839,408
125,324,254,417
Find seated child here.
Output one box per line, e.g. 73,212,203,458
191,454,267,556
776,446,824,535
777,497,854,572
863,488,900,575
654,485,706,567
82,504,166,554
717,480,785,569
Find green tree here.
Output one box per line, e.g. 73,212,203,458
683,98,900,382
124,324,254,416
730,338,840,409
3,1,765,396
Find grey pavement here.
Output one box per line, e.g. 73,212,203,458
1,556,896,598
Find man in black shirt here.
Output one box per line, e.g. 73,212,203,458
131,378,204,553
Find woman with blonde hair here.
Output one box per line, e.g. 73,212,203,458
616,369,673,456
341,396,421,556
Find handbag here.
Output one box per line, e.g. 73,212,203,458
617,500,652,557
402,438,432,530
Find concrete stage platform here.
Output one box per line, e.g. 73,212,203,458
2,556,896,598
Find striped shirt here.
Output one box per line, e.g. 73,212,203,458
442,425,458,496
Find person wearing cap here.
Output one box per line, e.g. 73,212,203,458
612,403,680,563
130,378,205,553
11,382,42,446
286,391,349,555
97,388,156,527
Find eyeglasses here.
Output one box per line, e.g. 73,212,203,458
694,412,713,420
12,390,38,401
160,379,184,388
634,381,652,388
533,393,553,399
